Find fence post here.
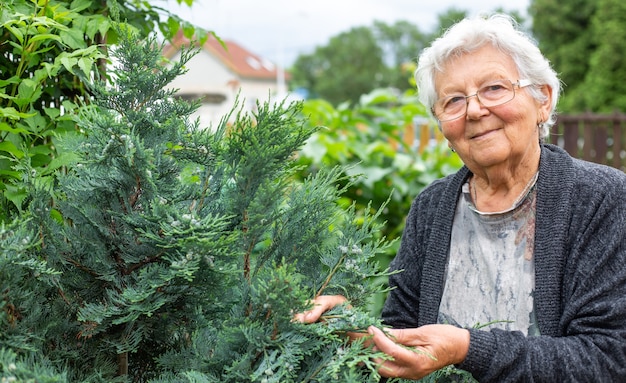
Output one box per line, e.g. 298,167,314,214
554,112,626,171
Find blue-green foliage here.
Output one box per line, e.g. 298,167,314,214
1,27,399,382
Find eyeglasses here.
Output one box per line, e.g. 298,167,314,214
433,79,532,122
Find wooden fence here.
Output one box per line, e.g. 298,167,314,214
550,112,626,171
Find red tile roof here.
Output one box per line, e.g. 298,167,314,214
163,30,287,81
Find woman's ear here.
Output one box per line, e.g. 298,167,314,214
540,84,552,107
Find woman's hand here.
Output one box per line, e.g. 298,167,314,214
293,295,348,323
368,324,470,380
295,296,471,380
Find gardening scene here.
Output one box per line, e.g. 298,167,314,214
1,0,626,382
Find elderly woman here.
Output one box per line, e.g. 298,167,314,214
299,14,626,382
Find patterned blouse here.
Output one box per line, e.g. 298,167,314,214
438,180,540,336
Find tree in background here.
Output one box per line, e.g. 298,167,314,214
290,26,388,106
580,0,626,112
290,7,526,107
529,0,626,113
371,20,429,91
429,8,469,35
290,21,435,106
530,0,596,112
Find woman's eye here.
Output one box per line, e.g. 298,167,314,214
483,83,507,92
482,81,511,94
445,96,465,107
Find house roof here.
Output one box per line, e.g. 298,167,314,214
163,30,286,81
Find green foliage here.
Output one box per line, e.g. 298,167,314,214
292,84,474,383
295,87,463,259
0,215,70,382
0,0,107,220
580,0,626,112
2,28,400,382
530,0,596,112
290,26,388,106
529,0,626,112
0,0,212,222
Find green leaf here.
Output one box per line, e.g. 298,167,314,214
59,55,78,73
61,100,79,113
3,184,28,210
0,122,29,135
15,78,43,107
3,23,24,44
29,33,63,44
49,208,63,223
0,107,36,120
0,141,24,159
0,169,20,179
59,28,86,49
0,76,20,88
77,57,92,75
166,16,180,37
42,152,80,175
182,22,195,39
40,62,61,77
44,107,60,119
70,0,93,13
20,112,48,134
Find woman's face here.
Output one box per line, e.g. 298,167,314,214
434,45,552,173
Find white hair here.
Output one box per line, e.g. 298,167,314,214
415,13,561,138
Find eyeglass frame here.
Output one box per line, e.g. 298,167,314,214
432,79,533,122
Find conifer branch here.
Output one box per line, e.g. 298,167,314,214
315,249,348,298
65,256,100,277
123,250,164,275
129,175,142,210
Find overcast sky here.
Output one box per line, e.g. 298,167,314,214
164,0,530,67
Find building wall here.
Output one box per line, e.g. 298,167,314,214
167,50,281,128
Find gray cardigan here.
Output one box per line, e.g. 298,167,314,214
381,144,626,382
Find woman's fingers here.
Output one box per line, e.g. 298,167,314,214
293,295,347,323
367,324,470,380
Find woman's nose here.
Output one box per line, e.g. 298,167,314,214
465,93,487,118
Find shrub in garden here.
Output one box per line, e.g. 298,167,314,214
1,27,403,382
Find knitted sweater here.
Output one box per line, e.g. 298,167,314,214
381,144,626,382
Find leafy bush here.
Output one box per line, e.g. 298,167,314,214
297,88,462,246
294,88,463,313
0,0,211,222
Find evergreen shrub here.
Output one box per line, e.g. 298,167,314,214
1,27,399,382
